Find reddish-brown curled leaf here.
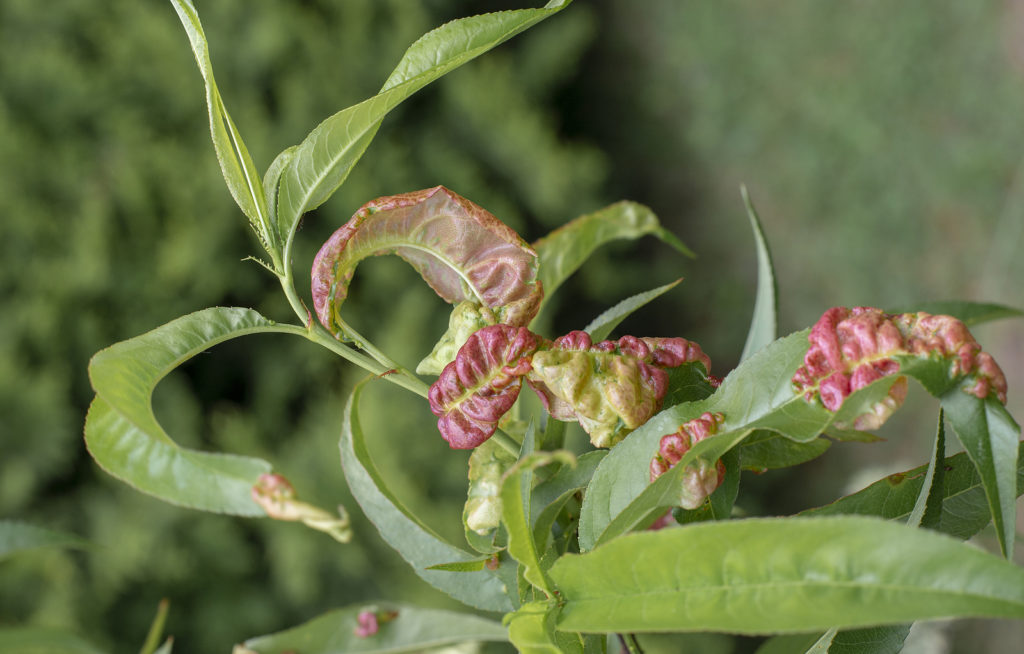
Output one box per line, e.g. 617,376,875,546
312,186,543,336
793,307,1008,429
650,412,727,510
428,325,540,449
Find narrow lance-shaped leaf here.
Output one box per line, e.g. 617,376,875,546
739,186,777,362
239,602,508,654
583,279,681,342
884,300,1024,326
0,521,89,560
551,517,1024,634
170,0,275,260
532,202,691,321
339,380,515,612
311,187,543,339
85,308,302,515
277,2,572,252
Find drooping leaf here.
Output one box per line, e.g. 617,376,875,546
0,628,107,654
884,300,1024,326
532,202,692,317
803,441,1024,541
0,521,89,560
739,186,778,362
939,390,1020,557
170,0,275,261
85,307,302,515
339,380,515,612
550,517,1024,634
583,279,682,342
312,187,542,338
239,602,507,654
276,2,572,253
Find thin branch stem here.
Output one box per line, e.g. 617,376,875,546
619,634,644,654
491,429,522,458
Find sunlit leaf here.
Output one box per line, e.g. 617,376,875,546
551,517,1024,634
0,521,88,560
739,186,777,362
170,0,275,261
339,380,515,612
583,279,681,342
505,601,582,654
532,202,691,319
240,602,507,654
85,308,301,514
277,2,572,254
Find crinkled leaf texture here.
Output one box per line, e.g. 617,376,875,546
239,602,507,654
340,380,516,611
550,517,1024,634
312,186,542,337
276,2,571,253
85,308,299,515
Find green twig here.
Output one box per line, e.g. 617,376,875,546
619,633,644,654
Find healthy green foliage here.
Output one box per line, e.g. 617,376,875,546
0,521,88,560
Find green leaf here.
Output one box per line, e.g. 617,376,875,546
737,432,831,471
276,2,571,255
757,624,913,654
739,186,778,362
85,307,300,515
170,0,275,262
583,279,682,342
240,602,507,654
550,517,1024,634
0,521,88,560
138,599,170,654
0,628,108,654
532,202,692,318
338,381,515,612
803,442,1024,541
501,446,575,596
531,450,605,550
906,410,946,530
884,300,1024,326
940,390,1020,557
505,601,582,654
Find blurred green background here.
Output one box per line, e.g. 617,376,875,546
1,0,1022,651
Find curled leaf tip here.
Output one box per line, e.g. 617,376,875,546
429,324,540,449
650,412,727,510
312,186,542,338
251,473,352,543
794,307,1008,428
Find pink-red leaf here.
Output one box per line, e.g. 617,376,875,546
312,186,542,336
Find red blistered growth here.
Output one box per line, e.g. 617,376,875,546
649,412,727,510
354,611,379,638
428,325,540,449
793,307,1008,425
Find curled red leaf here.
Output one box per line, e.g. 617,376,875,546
793,307,1007,429
312,186,543,337
650,412,727,510
428,325,540,449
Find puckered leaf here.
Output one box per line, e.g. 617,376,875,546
85,308,300,515
312,187,542,338
464,438,517,541
428,325,540,449
418,301,497,376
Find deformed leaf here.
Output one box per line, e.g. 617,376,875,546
884,300,1024,327
240,602,507,654
277,3,572,254
428,325,540,449
85,308,300,515
551,517,1024,634
464,439,517,543
340,381,515,612
312,187,542,337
